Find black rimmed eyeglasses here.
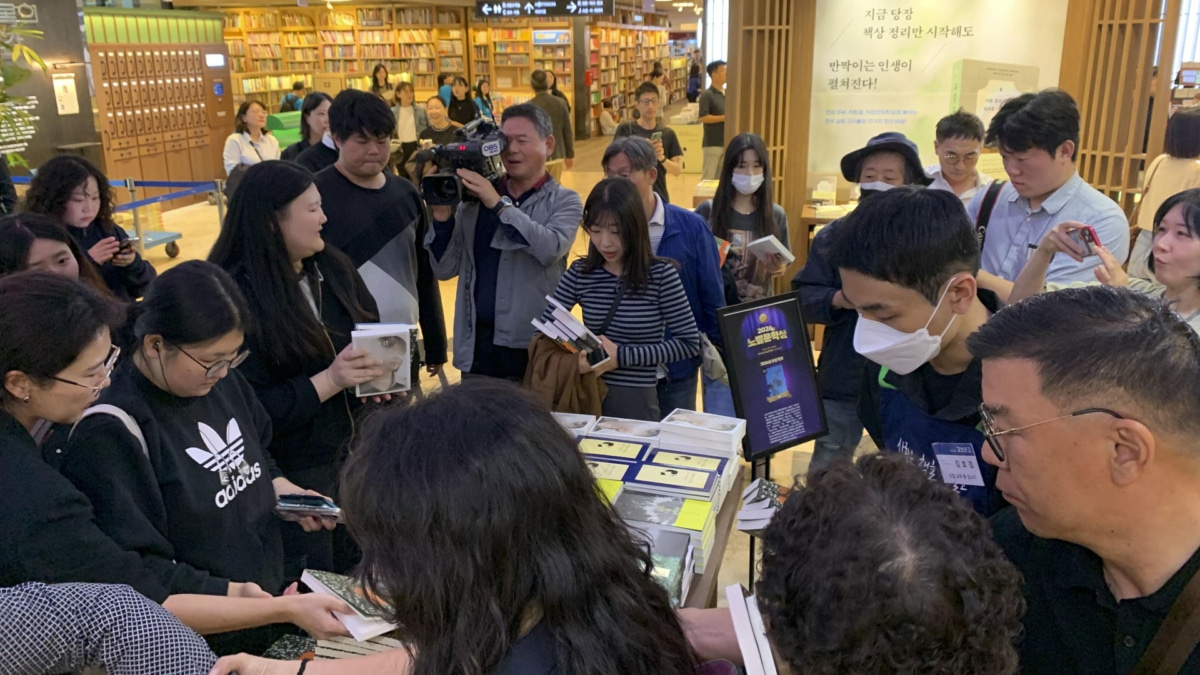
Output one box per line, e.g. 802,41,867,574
176,346,250,379
978,405,1124,462
51,345,120,393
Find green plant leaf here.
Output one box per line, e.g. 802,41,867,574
1,64,29,89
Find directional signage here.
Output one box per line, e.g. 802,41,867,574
475,0,615,19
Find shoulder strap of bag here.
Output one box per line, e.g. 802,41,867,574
69,404,149,459
598,277,629,336
975,180,1007,247
1131,155,1167,228
1133,565,1200,675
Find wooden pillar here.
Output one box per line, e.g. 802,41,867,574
725,0,816,277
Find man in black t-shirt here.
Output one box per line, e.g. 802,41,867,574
313,89,447,378
969,287,1200,674
615,81,683,203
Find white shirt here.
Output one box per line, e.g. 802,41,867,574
925,164,992,207
222,131,280,175
396,106,418,143
649,192,666,255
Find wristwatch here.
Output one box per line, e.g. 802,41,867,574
494,196,514,215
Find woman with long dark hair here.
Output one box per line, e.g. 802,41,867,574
369,64,392,100
281,92,332,162
0,212,108,293
474,78,495,123
209,160,383,574
694,133,790,415
446,75,479,128
23,155,156,301
210,379,701,675
58,261,346,655
547,71,571,113
222,100,280,176
544,178,699,420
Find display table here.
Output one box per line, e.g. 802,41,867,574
684,471,745,609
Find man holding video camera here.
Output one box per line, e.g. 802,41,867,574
425,103,583,381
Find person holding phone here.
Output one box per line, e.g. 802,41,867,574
23,155,156,301
615,82,683,203
542,178,699,421
57,261,343,655
0,212,109,294
1008,189,1200,334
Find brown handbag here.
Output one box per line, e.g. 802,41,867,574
1132,566,1200,675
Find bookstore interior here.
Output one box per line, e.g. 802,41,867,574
10,0,1200,672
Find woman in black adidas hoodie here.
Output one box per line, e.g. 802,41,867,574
209,160,386,576
59,261,347,655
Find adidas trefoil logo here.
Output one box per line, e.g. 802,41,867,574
184,418,262,508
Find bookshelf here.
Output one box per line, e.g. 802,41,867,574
471,26,492,84
435,9,468,82
490,22,533,109
669,56,688,105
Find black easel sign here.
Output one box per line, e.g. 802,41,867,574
717,292,828,460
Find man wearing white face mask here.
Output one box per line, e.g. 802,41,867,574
825,186,1004,516
794,132,931,472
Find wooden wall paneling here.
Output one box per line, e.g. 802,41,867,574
1060,0,1099,98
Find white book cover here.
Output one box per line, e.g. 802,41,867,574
553,412,597,436
591,417,661,446
725,585,778,675
351,323,417,397
746,234,796,265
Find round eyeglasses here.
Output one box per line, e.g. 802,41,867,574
176,345,250,379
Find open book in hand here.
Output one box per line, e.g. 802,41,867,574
351,323,418,397
746,235,796,265
532,296,610,368
301,569,399,642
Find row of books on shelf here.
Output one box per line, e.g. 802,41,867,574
278,12,314,28
285,49,319,61
282,34,317,47
323,46,355,58
248,59,283,71
225,13,277,30
246,32,279,44
437,40,464,55
239,74,314,94
249,45,281,58
318,30,355,43
496,54,530,66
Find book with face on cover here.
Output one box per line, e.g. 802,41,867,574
590,417,661,447
302,569,399,641
553,412,598,436
352,323,418,397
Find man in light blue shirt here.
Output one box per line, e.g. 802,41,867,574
968,90,1128,300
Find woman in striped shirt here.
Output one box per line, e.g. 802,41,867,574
545,178,699,421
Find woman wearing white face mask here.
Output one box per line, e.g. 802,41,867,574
825,187,1004,516
694,134,790,416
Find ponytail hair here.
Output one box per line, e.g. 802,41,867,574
118,260,251,353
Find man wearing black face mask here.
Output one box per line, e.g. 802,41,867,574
793,132,930,473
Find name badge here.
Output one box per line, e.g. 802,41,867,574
932,442,985,487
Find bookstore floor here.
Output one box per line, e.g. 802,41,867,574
142,134,843,608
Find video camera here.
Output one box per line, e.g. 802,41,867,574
415,118,506,207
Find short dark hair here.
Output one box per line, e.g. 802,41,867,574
936,109,985,143
438,72,453,85
757,453,1023,675
968,286,1200,441
501,103,553,139
635,82,660,101
0,271,124,405
0,213,107,294
706,60,726,77
328,88,395,141
425,95,445,109
341,379,698,675
826,187,980,304
602,99,612,110
603,136,657,173
291,81,305,91
985,89,1079,161
126,260,251,355
1148,188,1200,280
530,69,550,92
1164,106,1200,159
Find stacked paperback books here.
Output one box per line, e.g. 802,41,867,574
613,489,715,576
659,409,747,512
590,416,661,449
532,297,605,362
736,478,790,537
552,412,598,438
727,585,779,675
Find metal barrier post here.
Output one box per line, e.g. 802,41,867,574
124,178,144,255
214,179,225,228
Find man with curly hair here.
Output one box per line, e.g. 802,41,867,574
971,286,1200,673
755,453,1024,674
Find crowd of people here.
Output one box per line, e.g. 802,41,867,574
1,54,1200,674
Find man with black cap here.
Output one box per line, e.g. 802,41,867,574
793,132,931,472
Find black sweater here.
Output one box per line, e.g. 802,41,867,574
293,141,338,175
0,410,173,602
56,365,285,596
314,166,447,365
232,260,379,475
68,220,157,301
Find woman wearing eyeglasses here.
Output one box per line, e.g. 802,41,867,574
57,261,346,656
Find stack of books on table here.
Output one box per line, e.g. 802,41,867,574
580,435,727,504
727,584,779,675
613,488,717,577
552,412,598,438
659,409,747,511
645,528,695,608
736,478,791,537
589,416,661,449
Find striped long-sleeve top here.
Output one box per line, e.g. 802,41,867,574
545,259,700,388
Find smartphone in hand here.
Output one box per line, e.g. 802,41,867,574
1067,225,1100,257
276,494,343,523
118,237,140,251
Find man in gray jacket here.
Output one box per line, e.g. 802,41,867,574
425,103,583,380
